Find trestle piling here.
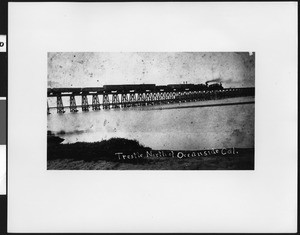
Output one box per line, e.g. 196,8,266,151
47,84,254,114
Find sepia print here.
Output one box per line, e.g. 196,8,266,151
47,52,255,170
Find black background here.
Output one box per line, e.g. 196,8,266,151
0,0,7,234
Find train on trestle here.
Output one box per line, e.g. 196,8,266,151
47,81,224,95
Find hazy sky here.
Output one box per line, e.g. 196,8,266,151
48,52,255,88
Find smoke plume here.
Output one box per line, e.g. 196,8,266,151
206,78,222,83
206,78,234,84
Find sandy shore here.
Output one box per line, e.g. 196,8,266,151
47,138,254,170
48,154,254,170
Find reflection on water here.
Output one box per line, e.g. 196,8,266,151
47,97,254,150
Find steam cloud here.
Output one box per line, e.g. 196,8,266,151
206,78,222,83
206,78,233,83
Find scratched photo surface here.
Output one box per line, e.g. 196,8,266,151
47,52,255,170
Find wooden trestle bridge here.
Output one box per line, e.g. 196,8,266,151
47,83,255,114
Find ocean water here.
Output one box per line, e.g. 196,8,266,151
47,96,254,150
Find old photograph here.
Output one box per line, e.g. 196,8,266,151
47,52,255,170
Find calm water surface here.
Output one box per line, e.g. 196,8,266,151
47,96,254,150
